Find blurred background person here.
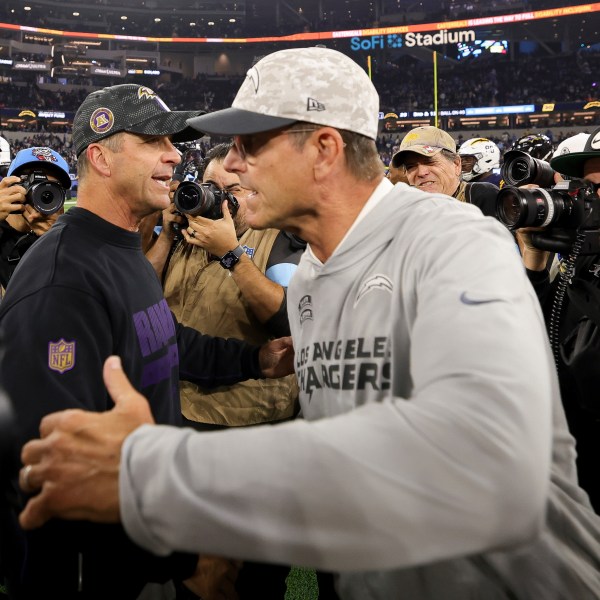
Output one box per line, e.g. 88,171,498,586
386,152,409,185
0,137,12,178
510,133,554,162
458,137,502,186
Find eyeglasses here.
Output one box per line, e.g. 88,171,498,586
232,127,319,161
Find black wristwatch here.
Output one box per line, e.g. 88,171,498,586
219,245,245,270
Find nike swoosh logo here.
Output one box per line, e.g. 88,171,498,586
460,292,502,305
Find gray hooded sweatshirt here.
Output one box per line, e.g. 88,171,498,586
121,180,600,599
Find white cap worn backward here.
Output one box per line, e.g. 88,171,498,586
187,46,380,140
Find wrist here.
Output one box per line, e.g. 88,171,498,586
219,245,245,270
522,248,549,271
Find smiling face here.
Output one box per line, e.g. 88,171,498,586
402,150,462,195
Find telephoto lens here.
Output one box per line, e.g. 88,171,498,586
501,150,556,188
496,181,589,231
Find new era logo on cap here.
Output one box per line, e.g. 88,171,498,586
307,98,325,112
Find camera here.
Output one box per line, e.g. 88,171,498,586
501,150,556,188
173,181,239,220
496,180,600,254
17,171,65,215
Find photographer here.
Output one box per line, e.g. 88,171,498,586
148,141,305,598
516,126,600,512
0,147,70,291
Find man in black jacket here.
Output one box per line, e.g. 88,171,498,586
0,84,292,599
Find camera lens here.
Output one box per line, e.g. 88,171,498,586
176,185,201,213
496,186,573,230
501,150,556,188
508,158,531,185
173,181,222,218
40,190,54,205
28,182,65,215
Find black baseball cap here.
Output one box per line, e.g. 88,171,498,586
73,84,204,156
550,126,600,178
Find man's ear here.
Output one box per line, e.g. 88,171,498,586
86,144,111,177
313,128,346,181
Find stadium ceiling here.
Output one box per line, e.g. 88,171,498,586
0,0,597,48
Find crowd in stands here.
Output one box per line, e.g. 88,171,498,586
375,49,599,116
1,49,597,120
0,29,597,180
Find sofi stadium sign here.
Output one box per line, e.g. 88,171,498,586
350,29,476,50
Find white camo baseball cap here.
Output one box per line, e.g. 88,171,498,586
187,47,380,140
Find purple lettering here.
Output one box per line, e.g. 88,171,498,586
147,304,167,348
133,311,159,357
140,343,179,388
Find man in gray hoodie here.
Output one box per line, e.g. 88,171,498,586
18,47,600,599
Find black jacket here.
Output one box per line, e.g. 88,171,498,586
527,256,600,513
0,208,263,598
0,220,38,290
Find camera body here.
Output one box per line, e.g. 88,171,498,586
496,179,600,254
17,171,66,215
173,181,239,220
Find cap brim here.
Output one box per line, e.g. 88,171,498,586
129,111,205,144
45,164,72,189
187,107,297,136
550,151,598,178
391,146,444,167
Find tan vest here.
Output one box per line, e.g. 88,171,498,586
453,181,467,203
164,228,299,426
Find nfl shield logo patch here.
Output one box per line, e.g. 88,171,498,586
48,339,76,374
